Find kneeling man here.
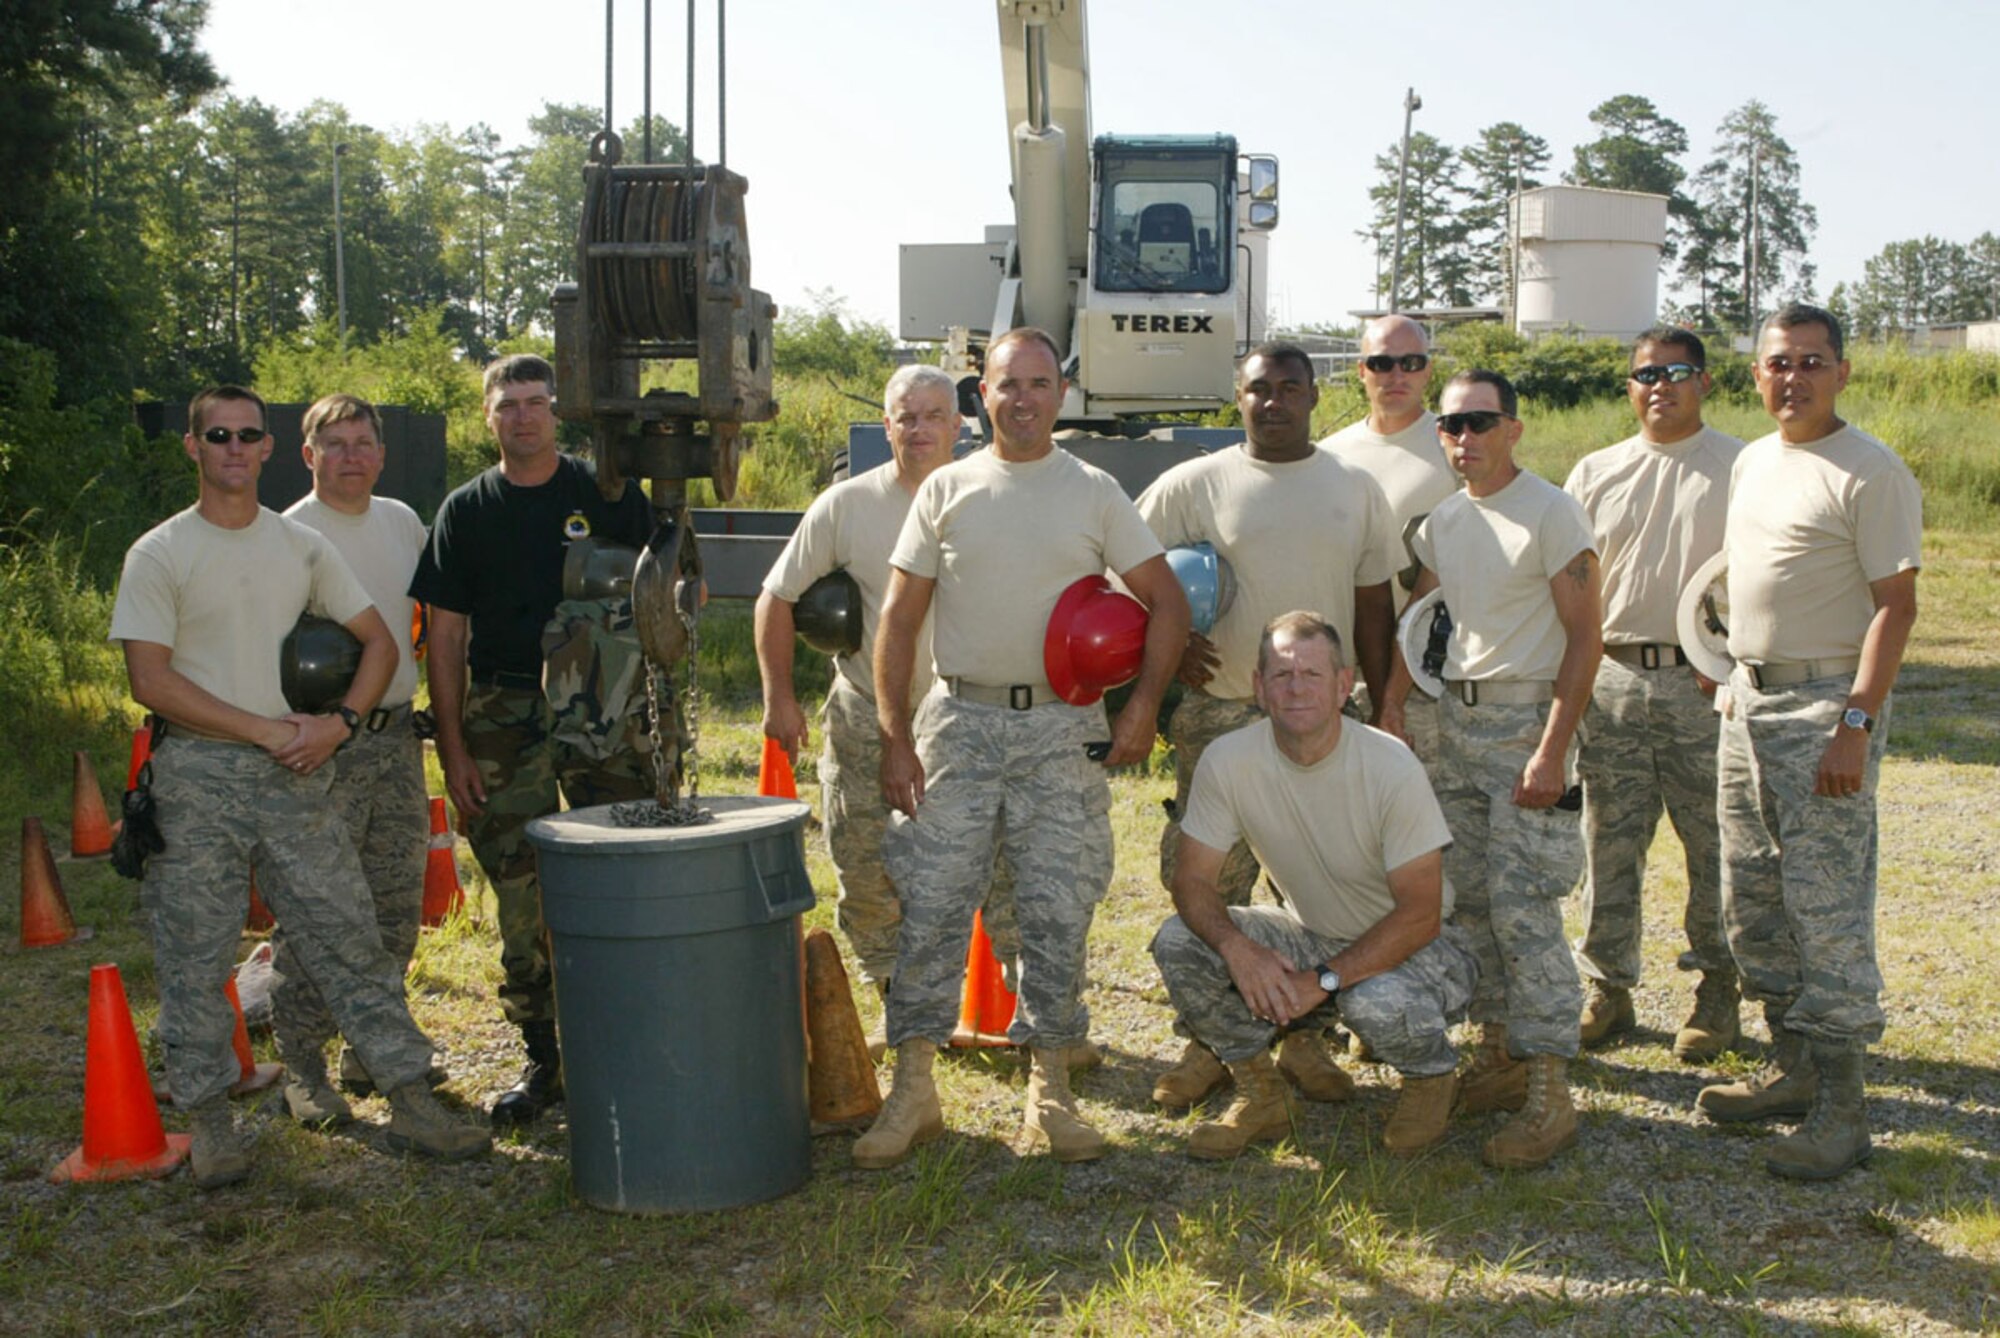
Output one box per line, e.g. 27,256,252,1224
1151,612,1475,1159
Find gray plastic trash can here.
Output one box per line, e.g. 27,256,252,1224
528,795,815,1213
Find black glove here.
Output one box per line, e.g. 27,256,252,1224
109,763,166,880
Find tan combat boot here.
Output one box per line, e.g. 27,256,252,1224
1152,1038,1229,1110
1673,970,1742,1063
853,1038,944,1170
1188,1051,1295,1160
387,1083,492,1160
1458,1023,1527,1113
1276,1030,1355,1103
1382,1073,1458,1158
1765,1044,1871,1181
281,1049,354,1128
1022,1047,1106,1163
1481,1054,1577,1169
1061,1039,1105,1073
188,1097,251,1189
1578,981,1635,1047
1696,1019,1816,1123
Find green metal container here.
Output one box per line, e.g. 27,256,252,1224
528,796,815,1213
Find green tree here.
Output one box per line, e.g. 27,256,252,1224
1690,100,1818,329
1359,132,1472,309
1568,94,1696,270
1459,122,1550,306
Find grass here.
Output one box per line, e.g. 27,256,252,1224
1,477,1997,1330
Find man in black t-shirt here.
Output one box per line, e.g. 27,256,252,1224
410,354,656,1127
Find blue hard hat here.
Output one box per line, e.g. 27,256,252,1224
1164,542,1237,637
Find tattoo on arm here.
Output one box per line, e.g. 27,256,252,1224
1566,553,1593,589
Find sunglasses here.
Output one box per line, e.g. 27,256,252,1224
201,426,268,445
1436,410,1512,437
1760,354,1837,375
1630,362,1701,386
1362,353,1430,374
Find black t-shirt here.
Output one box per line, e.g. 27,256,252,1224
410,453,653,677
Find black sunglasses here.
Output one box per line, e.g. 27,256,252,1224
1362,353,1430,374
200,426,268,445
1436,410,1512,437
1629,362,1701,386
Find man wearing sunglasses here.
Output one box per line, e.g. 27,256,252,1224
410,354,657,1128
1697,303,1921,1181
1562,330,1744,1064
1381,369,1601,1170
110,386,490,1186
1322,315,1457,769
1136,341,1396,1112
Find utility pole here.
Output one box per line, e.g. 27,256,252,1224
333,141,349,346
1388,87,1422,313
1747,139,1762,330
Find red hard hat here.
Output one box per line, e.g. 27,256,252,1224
1044,575,1149,706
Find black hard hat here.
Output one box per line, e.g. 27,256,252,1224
795,570,863,656
281,614,363,713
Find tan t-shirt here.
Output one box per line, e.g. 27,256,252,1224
284,495,427,708
1182,718,1454,941
1412,470,1596,683
1725,423,1923,664
109,506,374,728
891,446,1163,686
1137,446,1392,702
764,464,933,705
1322,411,1457,614
1564,426,1741,645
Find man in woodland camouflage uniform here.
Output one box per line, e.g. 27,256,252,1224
1696,303,1921,1181
855,328,1190,1169
111,385,488,1187
1564,329,1744,1061
410,354,659,1128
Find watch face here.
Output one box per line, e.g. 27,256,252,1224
1318,969,1340,993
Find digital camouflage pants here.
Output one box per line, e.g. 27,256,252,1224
1157,692,1264,905
1718,672,1890,1047
883,690,1113,1049
271,709,429,1058
1574,659,1730,988
462,683,654,1025
821,675,1019,986
1151,908,1477,1075
1354,683,1440,773
1435,694,1584,1059
142,735,435,1108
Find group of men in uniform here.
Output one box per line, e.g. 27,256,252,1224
761,300,1919,1185
112,354,660,1188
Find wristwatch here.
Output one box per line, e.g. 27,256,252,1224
1316,964,1342,996
332,705,362,740
1840,706,1874,734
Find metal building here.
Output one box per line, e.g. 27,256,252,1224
1510,186,1668,341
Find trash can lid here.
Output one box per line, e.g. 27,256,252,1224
527,795,811,856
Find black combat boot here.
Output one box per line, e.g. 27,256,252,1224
490,1019,564,1128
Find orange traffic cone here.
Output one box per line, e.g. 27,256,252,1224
245,872,275,933
124,725,153,792
420,797,465,927
69,752,115,859
803,928,882,1128
49,964,191,1183
19,817,92,949
950,909,1017,1048
757,736,798,799
225,977,283,1095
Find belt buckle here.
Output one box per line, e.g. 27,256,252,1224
1747,664,1767,691
1640,644,1662,670
1009,684,1033,711
366,708,393,733
1457,681,1479,707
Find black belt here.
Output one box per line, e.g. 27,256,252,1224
470,669,542,692
1604,643,1688,670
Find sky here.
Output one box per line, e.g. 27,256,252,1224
202,0,1997,334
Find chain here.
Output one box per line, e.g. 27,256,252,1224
612,572,712,830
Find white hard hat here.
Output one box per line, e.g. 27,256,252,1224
1396,587,1450,699
1675,551,1733,682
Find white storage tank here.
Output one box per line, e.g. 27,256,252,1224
1512,186,1667,341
